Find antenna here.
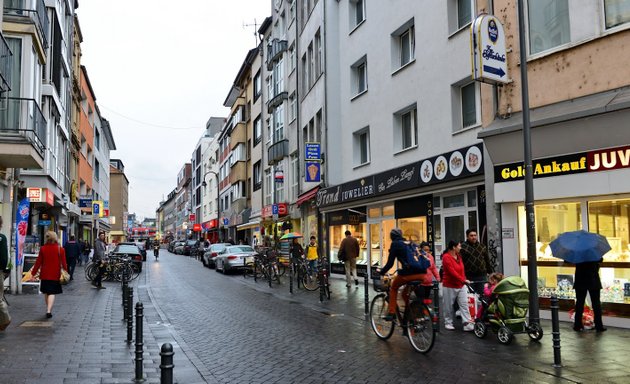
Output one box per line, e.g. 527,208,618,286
243,18,260,46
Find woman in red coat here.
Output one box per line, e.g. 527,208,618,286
442,240,473,331
32,231,68,318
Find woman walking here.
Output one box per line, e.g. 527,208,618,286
442,240,473,331
31,231,68,318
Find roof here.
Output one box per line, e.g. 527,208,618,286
80,65,96,101
258,17,272,35
223,48,259,107
100,117,116,150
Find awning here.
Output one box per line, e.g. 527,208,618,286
296,186,320,207
237,221,260,231
110,231,125,236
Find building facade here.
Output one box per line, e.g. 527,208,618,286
174,163,192,239
199,118,223,243
109,159,128,243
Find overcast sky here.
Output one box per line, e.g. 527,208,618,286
78,1,271,220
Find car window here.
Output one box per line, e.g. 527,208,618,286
227,246,255,253
114,245,140,254
186,240,197,246
211,244,227,252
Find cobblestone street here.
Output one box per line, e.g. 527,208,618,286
1,250,629,383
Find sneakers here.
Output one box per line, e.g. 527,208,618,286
383,313,395,322
444,324,455,330
463,323,475,332
45,313,52,319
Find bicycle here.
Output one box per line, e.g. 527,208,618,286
244,249,281,287
292,257,319,291
318,256,331,301
369,274,437,354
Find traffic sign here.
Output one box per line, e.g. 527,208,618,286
272,204,279,215
471,15,508,84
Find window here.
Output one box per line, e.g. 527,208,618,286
94,129,101,150
391,19,415,71
308,42,314,87
399,27,414,67
315,109,322,143
528,0,570,55
394,105,417,152
289,93,296,122
315,30,322,77
253,116,262,146
94,159,100,181
457,0,473,29
351,56,368,96
273,59,284,96
350,0,366,29
289,45,296,72
301,54,308,94
353,128,370,166
254,70,262,101
290,154,299,201
264,169,272,205
274,105,284,142
253,161,262,191
604,0,630,29
588,199,630,261
460,82,478,129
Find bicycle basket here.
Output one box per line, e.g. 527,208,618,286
373,277,390,292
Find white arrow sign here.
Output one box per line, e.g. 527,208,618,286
471,15,509,84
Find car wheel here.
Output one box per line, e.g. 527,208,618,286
201,258,207,267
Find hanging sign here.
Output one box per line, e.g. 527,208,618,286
471,14,509,84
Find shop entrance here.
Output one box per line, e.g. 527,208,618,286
367,204,396,278
433,189,479,255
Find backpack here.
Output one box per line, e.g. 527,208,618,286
400,242,430,273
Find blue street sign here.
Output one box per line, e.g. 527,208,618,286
92,203,100,215
272,204,279,215
39,220,51,226
78,198,92,208
223,218,229,225
305,143,321,160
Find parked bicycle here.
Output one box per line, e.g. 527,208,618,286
318,255,331,301
292,256,319,291
369,274,438,354
244,248,281,287
84,256,140,283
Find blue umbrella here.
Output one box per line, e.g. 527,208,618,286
549,230,611,264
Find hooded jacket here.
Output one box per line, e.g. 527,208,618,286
380,232,418,276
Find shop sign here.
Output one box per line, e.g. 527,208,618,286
419,144,484,186
502,228,514,239
328,209,367,226
316,177,375,208
78,198,93,208
189,214,196,222
471,15,508,84
45,189,54,206
374,164,419,195
193,224,202,232
27,188,43,202
15,198,30,266
39,220,51,226
305,142,321,160
305,161,321,182
494,144,630,183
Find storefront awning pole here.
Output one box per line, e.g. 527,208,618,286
517,0,539,324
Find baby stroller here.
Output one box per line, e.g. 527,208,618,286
471,276,544,345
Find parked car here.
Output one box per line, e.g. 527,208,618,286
134,241,147,261
201,243,231,268
183,240,200,256
215,245,257,273
111,243,143,272
167,240,177,253
173,241,186,255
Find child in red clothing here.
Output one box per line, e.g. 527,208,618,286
483,272,504,299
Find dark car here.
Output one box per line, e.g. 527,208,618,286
111,243,143,272
183,240,200,256
173,241,186,255
201,243,231,268
168,240,177,253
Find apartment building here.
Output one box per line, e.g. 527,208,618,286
174,163,192,239
157,188,177,243
77,64,96,241
109,159,128,243
478,0,630,326
92,115,115,233
199,118,223,243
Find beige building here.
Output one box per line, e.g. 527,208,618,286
109,159,129,243
479,1,630,326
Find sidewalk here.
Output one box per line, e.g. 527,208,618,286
237,269,630,384
0,267,206,384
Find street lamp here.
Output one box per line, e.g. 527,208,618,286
201,170,221,242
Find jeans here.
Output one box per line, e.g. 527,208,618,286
443,286,472,327
344,257,357,285
93,260,106,287
307,259,318,274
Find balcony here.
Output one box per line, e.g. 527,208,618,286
3,0,50,50
267,139,289,166
0,97,47,169
266,39,288,70
0,34,11,93
267,91,288,113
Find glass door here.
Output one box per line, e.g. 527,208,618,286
443,212,465,246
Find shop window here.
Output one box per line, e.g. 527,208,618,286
368,207,381,218
398,217,427,243
443,194,465,208
604,0,630,29
330,223,367,264
588,199,630,262
527,0,570,55
467,190,477,207
468,211,478,232
382,204,395,217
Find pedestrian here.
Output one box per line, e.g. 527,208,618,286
76,238,86,266
305,236,318,274
252,235,258,248
339,230,360,288
420,241,440,299
290,238,304,264
81,238,91,266
63,235,81,280
573,258,606,332
92,232,107,289
227,237,235,245
442,240,473,331
0,216,11,330
459,229,493,294
31,231,68,318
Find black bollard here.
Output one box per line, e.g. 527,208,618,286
432,281,440,332
319,268,324,303
550,295,562,367
364,272,369,317
127,287,133,343
122,279,128,307
123,284,129,320
160,343,175,384
135,302,144,382
289,262,294,293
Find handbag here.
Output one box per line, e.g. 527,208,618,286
0,296,10,331
58,246,70,285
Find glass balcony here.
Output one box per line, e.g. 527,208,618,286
0,34,11,93
0,97,47,168
3,0,50,49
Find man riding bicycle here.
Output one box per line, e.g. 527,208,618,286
378,229,427,321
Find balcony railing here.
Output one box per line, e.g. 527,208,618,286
3,0,50,49
267,139,289,166
0,34,12,92
0,97,47,155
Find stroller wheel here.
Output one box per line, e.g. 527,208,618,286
474,319,487,339
497,326,514,345
527,322,544,341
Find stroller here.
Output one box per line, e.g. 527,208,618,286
471,275,544,345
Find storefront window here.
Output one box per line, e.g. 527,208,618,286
329,224,367,263
443,194,465,208
382,204,395,217
368,207,381,218
398,217,427,243
588,199,630,262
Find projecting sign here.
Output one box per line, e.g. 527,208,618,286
305,142,321,161
305,162,321,182
471,14,508,84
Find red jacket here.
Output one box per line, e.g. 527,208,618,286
32,244,68,281
422,252,440,286
441,251,466,289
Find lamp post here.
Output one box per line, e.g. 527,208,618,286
202,170,221,242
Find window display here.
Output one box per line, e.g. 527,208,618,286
329,224,367,263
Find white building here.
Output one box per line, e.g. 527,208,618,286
196,117,223,242
92,114,115,232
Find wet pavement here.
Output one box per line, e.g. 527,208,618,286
1,250,628,383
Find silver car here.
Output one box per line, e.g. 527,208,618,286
201,243,231,268
215,245,257,274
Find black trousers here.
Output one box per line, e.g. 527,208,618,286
574,288,604,329
93,260,106,286
67,257,77,278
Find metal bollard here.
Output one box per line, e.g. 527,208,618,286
364,272,369,317
160,343,175,384
433,281,440,332
135,302,144,382
550,295,562,367
126,287,133,343
319,269,325,303
122,279,128,307
123,283,129,320
289,262,294,293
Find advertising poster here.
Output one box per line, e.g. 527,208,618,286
15,198,30,266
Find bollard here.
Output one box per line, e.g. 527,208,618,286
135,302,144,382
319,268,325,303
289,262,294,293
160,343,175,384
550,295,562,367
127,287,134,343
432,281,440,332
122,283,129,320
364,272,369,317
122,279,128,307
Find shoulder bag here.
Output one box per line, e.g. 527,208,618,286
59,246,70,285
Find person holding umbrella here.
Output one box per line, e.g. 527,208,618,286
549,230,609,333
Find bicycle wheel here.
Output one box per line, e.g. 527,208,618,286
302,270,319,291
370,294,395,340
84,263,97,281
406,302,436,353
277,262,287,276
